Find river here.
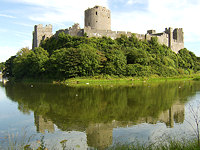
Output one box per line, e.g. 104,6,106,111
0,79,200,149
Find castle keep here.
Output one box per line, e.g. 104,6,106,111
32,5,184,53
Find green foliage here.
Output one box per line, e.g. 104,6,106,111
11,47,49,80
12,47,32,79
0,62,5,72
126,64,152,77
126,47,149,65
37,136,46,150
78,44,101,76
178,48,197,70
149,36,159,46
3,56,16,78
108,139,200,150
3,33,200,80
103,49,127,75
48,48,81,79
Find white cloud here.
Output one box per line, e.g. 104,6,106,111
0,46,18,62
126,0,146,5
0,13,16,18
111,0,200,44
0,29,8,32
147,0,200,42
9,0,108,26
11,0,108,8
13,22,33,27
127,0,133,5
15,31,31,38
19,40,32,49
0,40,31,62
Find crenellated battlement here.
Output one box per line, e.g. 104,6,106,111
145,27,184,53
32,24,53,49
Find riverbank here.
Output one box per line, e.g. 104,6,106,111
108,139,200,150
4,136,200,150
6,73,200,86
54,74,200,86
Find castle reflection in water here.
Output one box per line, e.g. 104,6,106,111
34,101,184,150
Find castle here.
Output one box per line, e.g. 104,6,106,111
32,5,184,53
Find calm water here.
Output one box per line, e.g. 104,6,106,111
0,79,200,149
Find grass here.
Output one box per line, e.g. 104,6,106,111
108,138,200,150
5,73,200,86
1,128,35,150
3,134,200,150
193,76,200,81
53,73,200,86
4,136,200,150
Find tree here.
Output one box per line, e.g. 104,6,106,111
103,49,127,75
12,47,31,79
11,47,49,79
126,47,149,65
0,62,5,72
178,48,195,70
78,44,101,76
28,47,49,77
3,33,200,80
3,56,16,78
48,48,81,79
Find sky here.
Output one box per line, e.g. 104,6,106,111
0,0,200,62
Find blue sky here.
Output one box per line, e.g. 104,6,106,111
0,0,200,62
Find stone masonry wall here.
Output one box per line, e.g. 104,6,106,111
84,26,132,39
171,28,184,53
171,41,184,53
148,27,184,52
32,24,53,49
154,33,169,46
85,6,111,31
55,23,84,37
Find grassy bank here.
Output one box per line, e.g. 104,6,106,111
4,136,200,150
54,74,200,86
108,140,200,150
5,73,200,86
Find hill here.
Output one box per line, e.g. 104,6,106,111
3,33,200,80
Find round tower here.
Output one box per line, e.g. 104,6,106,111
84,6,111,31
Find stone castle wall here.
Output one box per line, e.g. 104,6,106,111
32,6,184,53
171,41,184,53
54,23,84,37
147,28,184,53
34,113,55,133
84,26,132,39
171,28,184,53
158,101,185,127
32,24,53,49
